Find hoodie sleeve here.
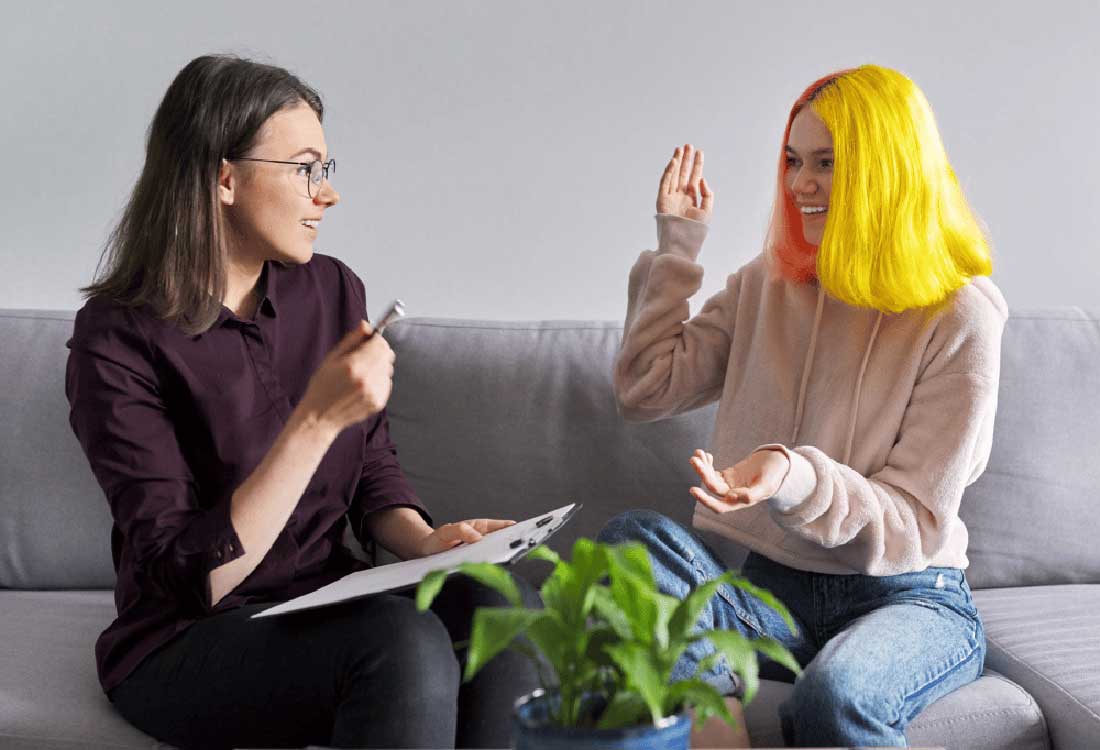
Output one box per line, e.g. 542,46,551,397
761,290,1006,574
614,214,740,422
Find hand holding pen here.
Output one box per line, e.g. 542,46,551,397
370,299,406,336
296,300,406,434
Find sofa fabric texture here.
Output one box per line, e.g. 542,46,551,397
1,308,1097,749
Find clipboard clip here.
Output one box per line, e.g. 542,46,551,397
505,503,583,564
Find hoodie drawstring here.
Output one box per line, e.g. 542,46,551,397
789,284,884,467
843,311,883,465
790,285,825,445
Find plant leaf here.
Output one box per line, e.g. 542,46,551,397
538,539,608,628
464,607,543,681
665,679,735,729
525,610,573,681
606,541,656,585
582,623,620,668
415,569,451,611
590,584,633,640
697,629,760,705
668,572,736,643
723,577,799,634
527,544,561,566
568,539,611,620
606,543,664,646
751,636,803,678
595,690,650,730
694,651,721,677
605,642,667,725
452,562,523,607
650,591,680,652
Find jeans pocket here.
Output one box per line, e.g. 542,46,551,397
902,595,982,646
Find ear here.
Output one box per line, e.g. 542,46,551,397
217,159,235,206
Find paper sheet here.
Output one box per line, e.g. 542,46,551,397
252,503,578,619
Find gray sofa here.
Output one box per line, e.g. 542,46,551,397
1,307,1098,750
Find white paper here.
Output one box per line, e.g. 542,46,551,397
252,503,577,619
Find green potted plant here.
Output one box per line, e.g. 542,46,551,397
416,537,801,749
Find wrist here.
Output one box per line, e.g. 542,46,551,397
754,445,793,487
655,213,708,260
368,506,436,560
287,405,341,447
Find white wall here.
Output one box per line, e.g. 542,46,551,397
2,0,1097,319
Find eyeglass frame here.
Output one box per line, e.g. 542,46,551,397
227,157,336,198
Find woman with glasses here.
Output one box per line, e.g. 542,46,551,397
65,54,537,749
600,65,1005,747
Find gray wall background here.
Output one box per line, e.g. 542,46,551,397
2,1,1097,320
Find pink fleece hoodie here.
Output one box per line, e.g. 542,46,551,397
616,215,1008,576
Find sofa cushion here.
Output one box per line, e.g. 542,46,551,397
0,590,165,749
739,664,1047,747
975,585,1100,750
959,308,1100,589
742,670,1048,750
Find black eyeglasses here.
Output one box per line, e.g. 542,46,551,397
229,157,336,198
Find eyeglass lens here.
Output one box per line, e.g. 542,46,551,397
307,160,335,198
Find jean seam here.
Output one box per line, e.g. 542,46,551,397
894,639,984,728
689,555,765,638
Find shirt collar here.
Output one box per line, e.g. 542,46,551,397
208,261,279,332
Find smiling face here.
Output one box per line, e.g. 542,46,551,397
219,102,339,268
783,107,834,246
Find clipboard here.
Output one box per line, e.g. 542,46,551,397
252,503,580,619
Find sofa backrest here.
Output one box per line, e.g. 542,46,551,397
1,310,114,588
1,307,1098,591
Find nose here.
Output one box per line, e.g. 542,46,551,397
791,166,818,197
313,177,340,207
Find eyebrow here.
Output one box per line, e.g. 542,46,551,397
785,145,833,156
289,147,324,160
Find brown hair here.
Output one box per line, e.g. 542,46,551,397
82,54,323,334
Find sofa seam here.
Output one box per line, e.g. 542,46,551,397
398,321,619,332
909,705,1044,729
0,313,77,321
986,632,1100,722
0,730,146,749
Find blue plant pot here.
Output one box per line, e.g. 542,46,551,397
511,689,692,750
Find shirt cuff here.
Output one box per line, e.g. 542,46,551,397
206,502,245,572
756,444,818,513
656,214,708,261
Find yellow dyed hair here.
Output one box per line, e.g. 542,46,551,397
768,65,993,312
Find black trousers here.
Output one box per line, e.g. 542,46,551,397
109,575,542,749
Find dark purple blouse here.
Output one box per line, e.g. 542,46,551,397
65,253,429,693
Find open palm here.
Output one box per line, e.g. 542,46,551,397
657,143,714,223
689,449,788,513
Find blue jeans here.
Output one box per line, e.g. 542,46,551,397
597,510,986,748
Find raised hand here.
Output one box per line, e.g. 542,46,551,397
416,518,517,556
688,449,789,513
657,143,714,223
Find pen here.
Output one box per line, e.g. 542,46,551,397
370,299,406,336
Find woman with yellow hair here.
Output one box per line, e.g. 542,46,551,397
599,64,1005,747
